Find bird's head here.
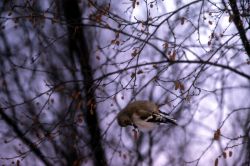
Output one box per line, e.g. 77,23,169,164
117,112,132,127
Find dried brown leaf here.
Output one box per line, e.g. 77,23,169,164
174,81,180,90
131,72,136,78
181,17,185,25
132,0,136,8
171,51,176,61
137,70,143,74
153,64,158,69
214,158,219,166
223,152,227,159
163,42,168,49
111,39,116,44
229,151,233,157
131,49,138,57
247,59,250,65
115,40,120,45
213,129,221,140
180,83,185,91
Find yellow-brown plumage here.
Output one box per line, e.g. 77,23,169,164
117,100,177,131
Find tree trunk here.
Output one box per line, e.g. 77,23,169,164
62,0,107,165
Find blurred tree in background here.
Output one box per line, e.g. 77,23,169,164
0,0,249,165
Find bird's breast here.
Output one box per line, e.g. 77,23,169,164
132,114,157,132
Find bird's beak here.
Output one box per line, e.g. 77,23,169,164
131,123,137,129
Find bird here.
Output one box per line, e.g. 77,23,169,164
117,100,177,131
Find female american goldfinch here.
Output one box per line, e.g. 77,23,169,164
117,100,177,131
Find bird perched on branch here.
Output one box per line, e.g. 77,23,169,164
117,100,177,131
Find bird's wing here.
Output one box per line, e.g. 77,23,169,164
135,109,153,120
139,111,177,125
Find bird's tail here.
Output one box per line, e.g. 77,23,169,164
155,111,177,125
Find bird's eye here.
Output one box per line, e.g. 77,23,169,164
124,120,131,125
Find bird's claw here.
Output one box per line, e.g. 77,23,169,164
132,126,140,140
